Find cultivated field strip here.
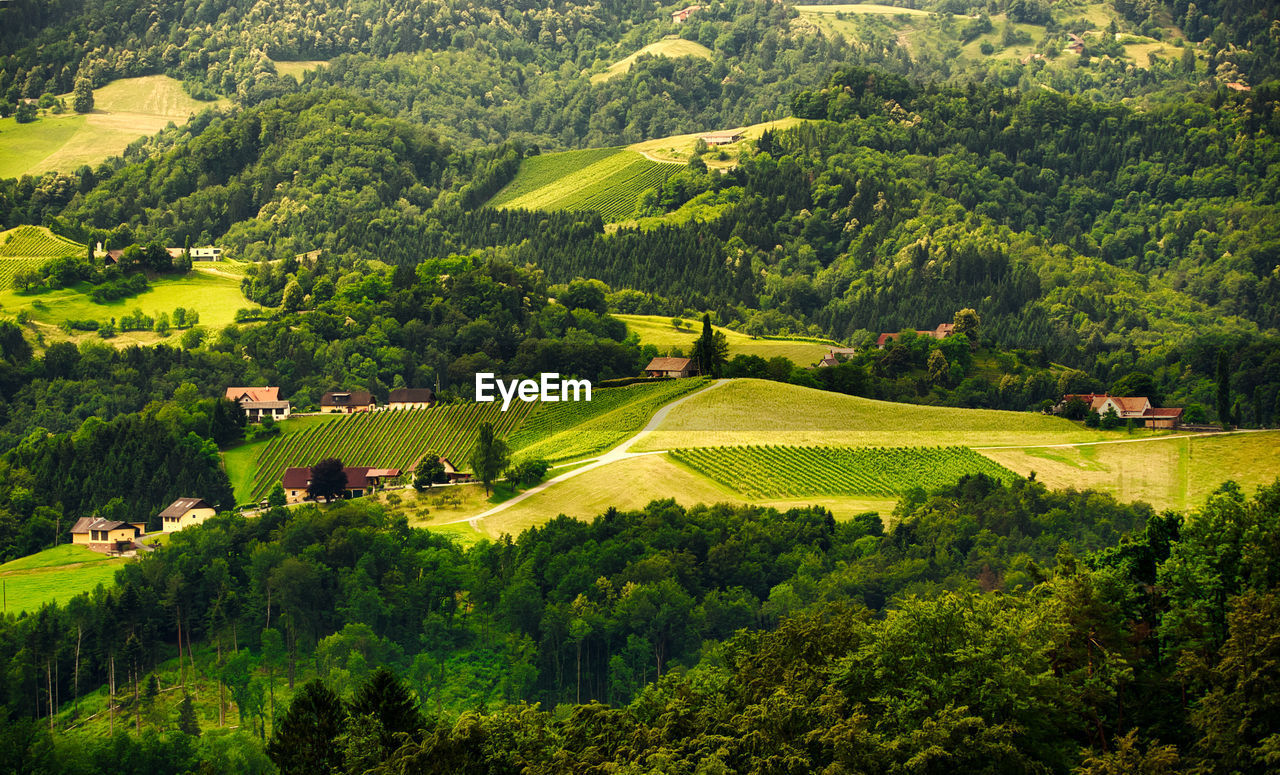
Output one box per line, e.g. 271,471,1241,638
508,379,708,462
249,403,533,500
0,257,49,289
491,148,677,221
670,445,1019,498
0,226,83,258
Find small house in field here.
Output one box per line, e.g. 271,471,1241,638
387,387,436,409
645,357,697,378
158,498,217,533
439,458,473,483
166,246,223,261
1059,393,1184,429
225,386,291,422
700,131,744,146
281,465,401,503
70,518,143,554
321,390,376,413
672,5,701,23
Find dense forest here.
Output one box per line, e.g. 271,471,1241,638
1,478,1277,773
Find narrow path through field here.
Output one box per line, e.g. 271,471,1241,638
972,429,1265,450
634,149,685,165
438,379,730,528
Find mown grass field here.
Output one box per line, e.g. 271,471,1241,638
980,431,1280,512
0,270,248,332
271,59,329,80
0,75,224,178
632,379,1127,452
246,403,534,502
507,378,710,462
0,545,126,615
614,314,836,365
671,445,1017,498
627,117,804,170
488,148,678,221
591,37,713,83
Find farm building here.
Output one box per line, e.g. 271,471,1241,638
281,465,402,503
387,387,436,409
1059,393,1184,429
671,4,700,23
225,386,291,422
158,498,217,533
876,323,956,349
70,518,144,554
817,355,839,368
439,458,473,483
820,347,859,366
645,357,698,378
1066,33,1085,54
321,390,376,413
165,246,223,261
701,131,744,146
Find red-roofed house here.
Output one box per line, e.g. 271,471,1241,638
876,323,957,349
226,387,291,422
672,5,701,23
1059,393,1184,428
281,465,402,503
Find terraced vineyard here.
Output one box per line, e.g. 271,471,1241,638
249,403,533,501
670,445,1019,498
0,226,83,258
508,378,709,462
489,148,677,221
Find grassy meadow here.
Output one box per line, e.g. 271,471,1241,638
591,37,713,83
0,75,225,178
0,545,126,615
615,313,835,365
270,59,329,80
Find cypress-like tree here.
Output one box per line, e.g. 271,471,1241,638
176,692,200,736
266,680,345,775
470,423,509,495
349,668,423,753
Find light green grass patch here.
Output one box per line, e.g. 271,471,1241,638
1,553,126,615
634,378,1133,451
615,313,836,365
0,544,116,572
0,270,249,330
271,59,329,80
794,4,932,16
981,431,1280,512
591,37,713,84
0,75,225,178
627,117,804,170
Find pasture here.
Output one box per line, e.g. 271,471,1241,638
245,402,534,502
614,314,835,365
671,445,1018,498
271,59,329,80
632,379,1123,452
627,117,804,170
591,37,713,83
489,148,677,221
0,75,224,178
0,270,248,332
979,431,1280,512
0,545,125,615
507,378,710,462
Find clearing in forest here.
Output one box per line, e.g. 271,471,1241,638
591,37,714,83
615,314,835,366
488,147,678,221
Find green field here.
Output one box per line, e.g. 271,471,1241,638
671,445,1017,498
633,379,1124,451
246,403,534,501
488,148,678,221
0,545,126,615
0,269,249,333
980,431,1280,511
271,59,329,80
795,4,933,16
615,314,836,365
508,378,710,462
0,75,224,179
591,37,713,84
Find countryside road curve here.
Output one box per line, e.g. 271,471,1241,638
439,378,730,527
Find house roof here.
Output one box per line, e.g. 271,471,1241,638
645,357,694,372
1098,396,1151,414
282,465,397,491
876,332,902,347
70,517,140,536
282,467,311,489
321,390,375,407
226,387,280,403
818,356,839,368
159,498,212,518
1146,407,1183,417
701,132,743,142
829,347,859,355
388,387,434,404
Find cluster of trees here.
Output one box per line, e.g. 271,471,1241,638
1,476,1276,773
